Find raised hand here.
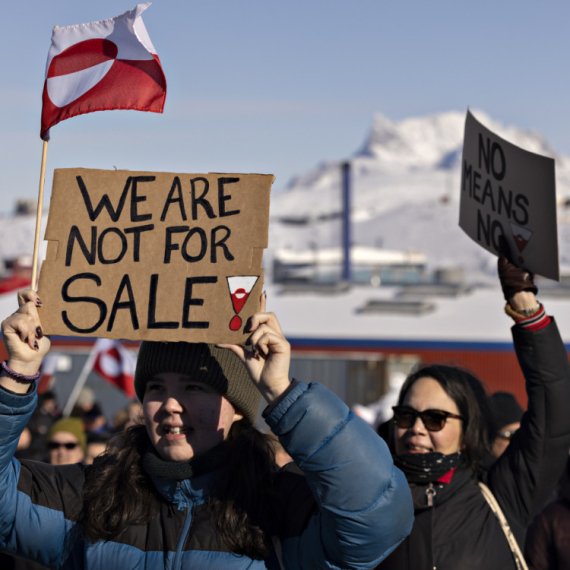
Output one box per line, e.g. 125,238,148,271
498,237,538,312
218,294,291,404
1,289,50,392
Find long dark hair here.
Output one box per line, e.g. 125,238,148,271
82,425,161,541
397,364,493,470
212,420,276,557
82,420,277,559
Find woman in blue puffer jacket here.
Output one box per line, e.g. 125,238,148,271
0,291,413,569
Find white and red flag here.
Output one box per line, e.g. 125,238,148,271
37,353,59,395
40,3,166,140
92,339,137,398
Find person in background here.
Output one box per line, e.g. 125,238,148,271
524,455,570,569
73,387,96,416
37,390,59,417
112,401,143,433
82,403,109,436
16,391,60,462
123,401,143,430
111,406,129,432
46,417,86,466
488,391,523,459
84,433,110,466
31,391,59,435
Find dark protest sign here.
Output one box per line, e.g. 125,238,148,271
38,168,274,342
460,110,559,281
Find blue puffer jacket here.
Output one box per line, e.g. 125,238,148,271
0,381,413,569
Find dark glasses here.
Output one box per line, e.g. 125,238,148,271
392,406,463,432
48,441,79,450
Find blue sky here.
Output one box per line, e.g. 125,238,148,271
1,1,569,214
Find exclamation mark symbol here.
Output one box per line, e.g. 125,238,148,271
227,276,259,331
509,222,533,265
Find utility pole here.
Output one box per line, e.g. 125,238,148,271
341,161,351,283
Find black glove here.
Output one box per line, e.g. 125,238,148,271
497,236,538,302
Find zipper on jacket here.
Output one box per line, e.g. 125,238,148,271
425,483,436,507
425,483,437,569
173,504,193,570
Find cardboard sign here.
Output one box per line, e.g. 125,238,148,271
38,168,273,342
460,110,559,281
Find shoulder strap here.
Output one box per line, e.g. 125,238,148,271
271,536,286,570
478,482,528,570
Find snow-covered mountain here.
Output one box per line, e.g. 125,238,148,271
359,111,560,168
269,110,570,282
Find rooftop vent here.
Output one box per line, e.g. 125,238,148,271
358,299,436,315
279,282,351,295
397,284,471,298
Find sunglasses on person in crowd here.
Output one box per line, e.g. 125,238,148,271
47,441,79,450
392,406,464,432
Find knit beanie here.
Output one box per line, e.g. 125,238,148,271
47,418,87,452
134,342,261,425
488,392,524,431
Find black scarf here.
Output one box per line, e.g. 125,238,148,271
142,443,231,481
394,451,464,484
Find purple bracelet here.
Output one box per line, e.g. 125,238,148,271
1,360,40,382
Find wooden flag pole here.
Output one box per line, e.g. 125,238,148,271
31,139,49,291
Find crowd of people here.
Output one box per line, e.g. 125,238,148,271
13,387,143,467
0,250,568,569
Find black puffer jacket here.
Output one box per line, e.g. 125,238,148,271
377,319,570,570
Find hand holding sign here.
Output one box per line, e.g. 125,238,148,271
218,294,292,405
497,237,537,302
459,110,559,281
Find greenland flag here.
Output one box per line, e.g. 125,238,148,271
92,338,137,398
227,276,259,314
226,276,259,331
40,3,166,140
37,353,59,394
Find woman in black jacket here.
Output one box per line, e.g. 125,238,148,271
377,252,570,570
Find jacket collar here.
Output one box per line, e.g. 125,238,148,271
150,470,218,506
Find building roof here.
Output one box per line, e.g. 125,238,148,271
1,282,569,348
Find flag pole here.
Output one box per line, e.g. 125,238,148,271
62,340,100,417
31,139,49,291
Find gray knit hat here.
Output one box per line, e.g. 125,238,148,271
134,342,260,425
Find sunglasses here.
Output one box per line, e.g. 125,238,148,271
392,406,463,432
47,441,79,450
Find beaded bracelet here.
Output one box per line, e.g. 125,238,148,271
504,302,541,320
1,360,40,382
